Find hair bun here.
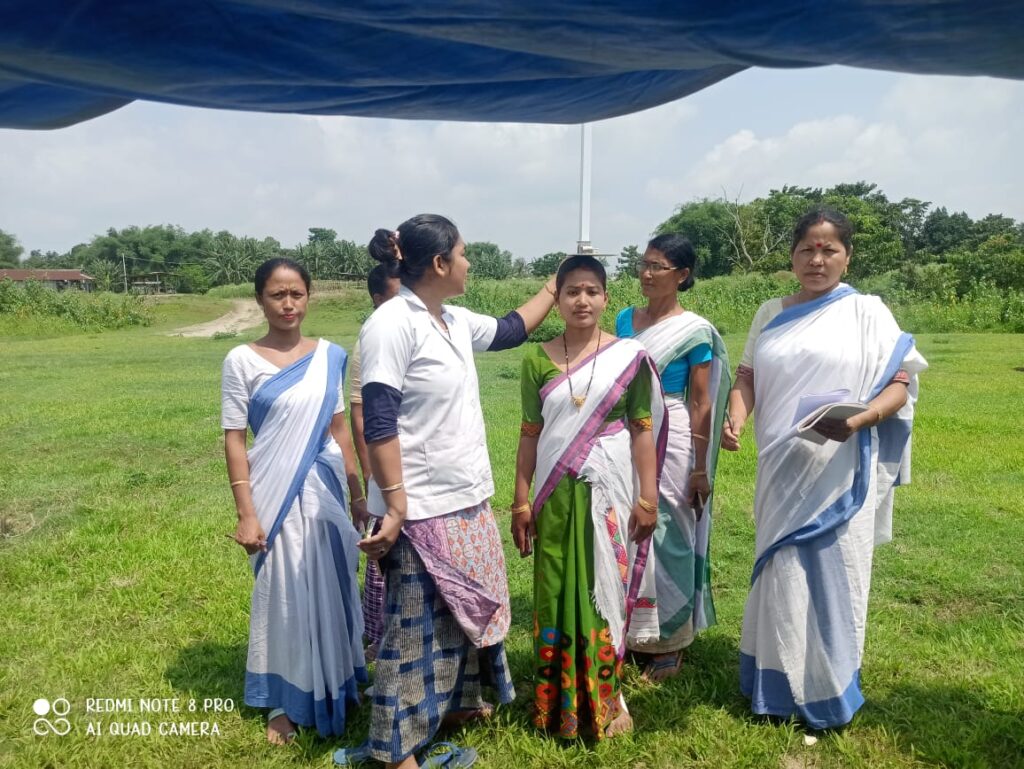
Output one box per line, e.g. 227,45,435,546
368,228,400,264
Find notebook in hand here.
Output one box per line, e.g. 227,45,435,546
797,401,869,444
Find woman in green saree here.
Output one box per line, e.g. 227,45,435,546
511,255,667,739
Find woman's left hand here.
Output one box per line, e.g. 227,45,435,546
628,502,657,543
812,416,858,442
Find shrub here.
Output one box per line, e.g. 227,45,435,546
0,279,151,331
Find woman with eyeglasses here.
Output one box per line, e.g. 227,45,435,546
615,234,731,681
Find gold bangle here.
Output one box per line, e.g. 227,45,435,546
637,496,657,513
351,495,366,504
691,433,709,442
511,503,532,515
230,479,249,487
690,470,707,477
870,406,883,425
379,482,404,493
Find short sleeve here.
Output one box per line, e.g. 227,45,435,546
520,346,545,424
461,308,498,352
348,341,362,405
221,351,250,430
740,299,782,369
360,310,414,392
334,348,346,414
686,342,713,367
615,307,634,338
625,359,653,421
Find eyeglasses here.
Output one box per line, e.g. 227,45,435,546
636,261,676,276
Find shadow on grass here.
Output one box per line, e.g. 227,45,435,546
505,579,752,741
164,640,249,718
860,682,1024,767
164,640,373,761
625,632,750,734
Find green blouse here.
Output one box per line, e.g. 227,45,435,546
520,342,653,425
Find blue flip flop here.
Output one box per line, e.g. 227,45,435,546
419,741,478,769
333,743,372,766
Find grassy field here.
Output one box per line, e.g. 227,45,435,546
1,293,1022,769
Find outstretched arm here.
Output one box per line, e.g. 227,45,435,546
514,276,557,334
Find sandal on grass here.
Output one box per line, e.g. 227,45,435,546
333,742,372,766
420,741,478,769
641,650,683,682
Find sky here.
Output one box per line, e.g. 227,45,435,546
1,65,1022,262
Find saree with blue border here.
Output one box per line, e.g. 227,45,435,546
242,339,367,736
739,286,926,728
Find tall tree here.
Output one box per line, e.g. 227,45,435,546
531,251,568,277
919,207,975,255
0,229,24,267
465,241,514,280
617,245,642,277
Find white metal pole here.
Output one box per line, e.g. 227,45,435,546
121,252,128,293
577,123,592,253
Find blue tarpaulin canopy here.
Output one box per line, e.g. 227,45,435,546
1,1,1021,129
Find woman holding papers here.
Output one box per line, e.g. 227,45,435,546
722,207,927,729
615,234,731,681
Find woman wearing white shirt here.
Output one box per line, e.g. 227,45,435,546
357,214,556,769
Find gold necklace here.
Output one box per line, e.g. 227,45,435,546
563,329,600,409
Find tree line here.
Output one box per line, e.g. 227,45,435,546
2,180,1022,297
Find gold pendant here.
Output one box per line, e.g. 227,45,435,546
571,395,587,409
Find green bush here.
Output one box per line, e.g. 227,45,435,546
206,283,256,298
0,279,151,331
451,271,1024,340
450,272,799,341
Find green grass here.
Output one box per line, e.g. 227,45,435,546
1,295,1022,768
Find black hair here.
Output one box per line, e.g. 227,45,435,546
555,254,607,295
790,206,854,254
368,214,461,287
366,263,393,299
647,233,696,292
254,257,311,296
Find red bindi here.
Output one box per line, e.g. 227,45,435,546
815,242,823,248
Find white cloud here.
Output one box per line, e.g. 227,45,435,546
0,70,1021,262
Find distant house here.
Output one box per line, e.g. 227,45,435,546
0,268,95,292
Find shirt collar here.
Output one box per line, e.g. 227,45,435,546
399,285,453,322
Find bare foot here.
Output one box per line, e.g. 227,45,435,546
267,710,296,745
640,651,683,683
365,641,379,663
442,702,494,728
604,710,633,738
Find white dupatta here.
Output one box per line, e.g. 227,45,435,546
533,338,667,653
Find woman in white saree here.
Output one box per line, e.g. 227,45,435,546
221,258,369,744
616,233,731,681
723,208,927,729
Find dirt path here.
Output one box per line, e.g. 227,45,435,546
170,299,264,337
